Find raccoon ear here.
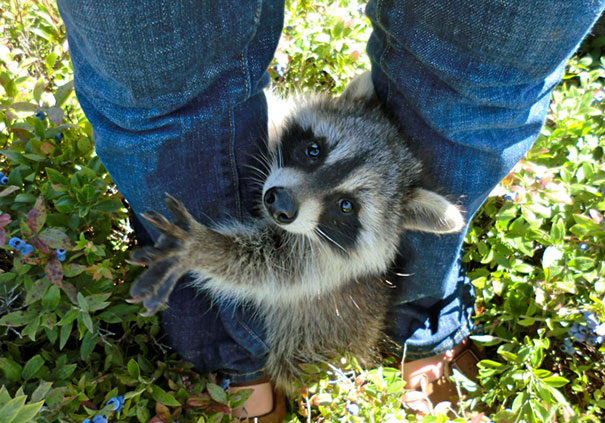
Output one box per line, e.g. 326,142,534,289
339,71,376,103
402,188,465,234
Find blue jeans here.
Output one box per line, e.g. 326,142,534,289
58,0,604,381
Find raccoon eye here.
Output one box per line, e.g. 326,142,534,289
305,142,321,160
338,199,354,214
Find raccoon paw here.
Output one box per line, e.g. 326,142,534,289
127,194,198,316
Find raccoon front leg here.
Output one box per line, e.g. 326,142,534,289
129,193,286,315
128,194,240,315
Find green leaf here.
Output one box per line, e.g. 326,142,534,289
54,80,74,107
26,196,46,234
550,218,566,243
0,395,26,423
45,167,69,186
38,228,73,249
151,385,181,407
136,402,150,423
229,388,253,408
25,279,48,305
42,284,61,310
12,401,44,422
79,311,94,333
63,263,86,277
53,363,76,380
77,292,89,312
0,358,22,382
46,106,64,125
22,355,45,380
127,359,140,380
30,381,52,403
0,310,36,327
206,383,227,404
94,198,124,213
543,375,570,388
0,150,28,165
59,320,72,350
80,331,97,360
469,335,504,346
45,257,63,287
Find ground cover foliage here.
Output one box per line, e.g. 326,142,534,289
0,0,603,422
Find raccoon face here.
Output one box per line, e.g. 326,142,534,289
262,73,464,258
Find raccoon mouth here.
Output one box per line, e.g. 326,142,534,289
263,187,299,225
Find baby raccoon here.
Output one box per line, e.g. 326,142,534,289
128,72,464,394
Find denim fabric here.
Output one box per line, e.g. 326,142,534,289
58,0,604,379
57,0,284,382
366,0,605,358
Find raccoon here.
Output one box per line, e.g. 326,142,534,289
128,72,464,394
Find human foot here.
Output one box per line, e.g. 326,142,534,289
400,340,480,414
230,376,286,422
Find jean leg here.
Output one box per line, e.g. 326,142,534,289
57,0,284,381
366,0,605,357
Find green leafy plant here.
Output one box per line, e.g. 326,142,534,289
1,1,604,422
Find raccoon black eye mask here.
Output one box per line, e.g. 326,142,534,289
128,72,464,394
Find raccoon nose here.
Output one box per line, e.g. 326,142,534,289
263,187,298,224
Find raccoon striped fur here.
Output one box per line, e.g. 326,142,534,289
128,72,464,394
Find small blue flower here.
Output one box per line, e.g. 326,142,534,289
583,312,598,330
8,237,24,249
0,176,8,185
0,171,3,178
579,243,588,252
106,395,125,412
35,111,46,120
19,244,35,256
569,323,587,343
92,416,108,423
54,133,64,141
561,338,575,355
346,403,360,416
55,249,67,261
82,419,91,423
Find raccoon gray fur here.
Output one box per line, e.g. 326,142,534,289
128,72,464,395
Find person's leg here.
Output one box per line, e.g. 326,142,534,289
366,0,604,368
57,0,285,414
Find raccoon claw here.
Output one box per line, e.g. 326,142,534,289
129,194,198,316
141,211,187,240
164,193,194,231
129,257,187,316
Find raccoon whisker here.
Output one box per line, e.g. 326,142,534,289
249,151,273,174
243,163,269,179
244,176,268,188
304,233,316,257
314,228,348,255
